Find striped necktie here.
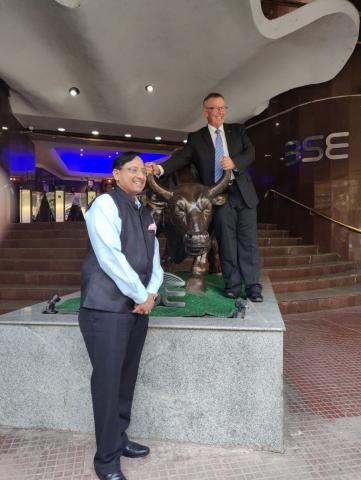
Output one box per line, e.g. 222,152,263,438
214,128,224,182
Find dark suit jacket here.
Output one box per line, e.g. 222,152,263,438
162,123,259,208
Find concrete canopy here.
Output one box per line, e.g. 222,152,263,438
0,0,359,141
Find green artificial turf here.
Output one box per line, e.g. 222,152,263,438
57,273,245,318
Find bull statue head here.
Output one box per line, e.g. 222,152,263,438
146,170,232,292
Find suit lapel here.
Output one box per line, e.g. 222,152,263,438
201,126,214,155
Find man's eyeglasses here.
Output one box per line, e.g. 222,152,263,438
118,167,148,176
205,106,228,111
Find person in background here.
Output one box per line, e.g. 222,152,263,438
79,152,163,480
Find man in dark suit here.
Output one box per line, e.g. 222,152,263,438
148,92,262,302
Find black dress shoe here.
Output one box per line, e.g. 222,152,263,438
246,285,263,303
122,440,150,458
224,291,237,299
95,471,127,480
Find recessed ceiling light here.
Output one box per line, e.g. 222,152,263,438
91,130,99,135
155,136,162,141
145,84,154,93
124,133,132,138
69,87,80,96
264,153,271,157
116,151,119,154
183,139,187,143
57,127,66,132
1,126,8,130
80,148,84,152
108,155,111,158
275,121,280,127
80,153,83,156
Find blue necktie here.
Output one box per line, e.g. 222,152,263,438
214,128,224,182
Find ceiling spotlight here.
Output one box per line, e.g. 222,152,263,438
155,136,162,141
116,151,119,154
275,121,280,127
124,133,132,138
57,127,66,132
80,153,83,156
91,130,99,135
80,148,84,152
108,155,111,158
69,87,80,96
183,139,187,143
264,153,271,157
1,126,8,130
145,85,154,93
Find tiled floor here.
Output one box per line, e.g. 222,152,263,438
1,305,361,480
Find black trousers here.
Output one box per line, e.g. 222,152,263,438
79,308,149,475
213,186,260,295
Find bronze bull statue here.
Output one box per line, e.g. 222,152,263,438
146,169,231,292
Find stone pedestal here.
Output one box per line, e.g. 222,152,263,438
0,276,284,451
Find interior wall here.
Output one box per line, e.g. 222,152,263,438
247,46,361,263
0,78,35,179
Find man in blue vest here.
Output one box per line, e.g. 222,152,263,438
79,152,163,480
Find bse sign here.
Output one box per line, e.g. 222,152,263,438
283,132,349,166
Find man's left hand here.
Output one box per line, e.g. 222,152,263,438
133,293,155,315
220,156,235,170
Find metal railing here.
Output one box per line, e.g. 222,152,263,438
264,188,361,234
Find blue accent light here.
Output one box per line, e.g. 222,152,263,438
5,148,36,174
54,148,168,174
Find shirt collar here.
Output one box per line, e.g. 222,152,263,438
208,123,224,135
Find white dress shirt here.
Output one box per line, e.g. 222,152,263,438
84,193,163,305
207,124,229,156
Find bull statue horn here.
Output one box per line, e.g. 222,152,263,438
147,173,174,200
208,169,232,198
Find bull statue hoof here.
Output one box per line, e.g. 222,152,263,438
186,276,206,292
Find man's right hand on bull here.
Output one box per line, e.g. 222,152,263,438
145,162,162,176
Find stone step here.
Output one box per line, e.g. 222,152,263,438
257,223,278,230
0,285,79,301
264,261,356,279
0,258,84,272
164,238,303,250
0,271,81,285
9,222,86,230
0,248,87,259
2,238,88,248
259,245,319,256
277,284,361,314
258,237,302,247
260,253,339,267
257,229,289,238
4,236,301,249
0,300,39,316
5,230,88,239
272,271,361,293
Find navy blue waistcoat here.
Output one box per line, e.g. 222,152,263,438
80,186,155,313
